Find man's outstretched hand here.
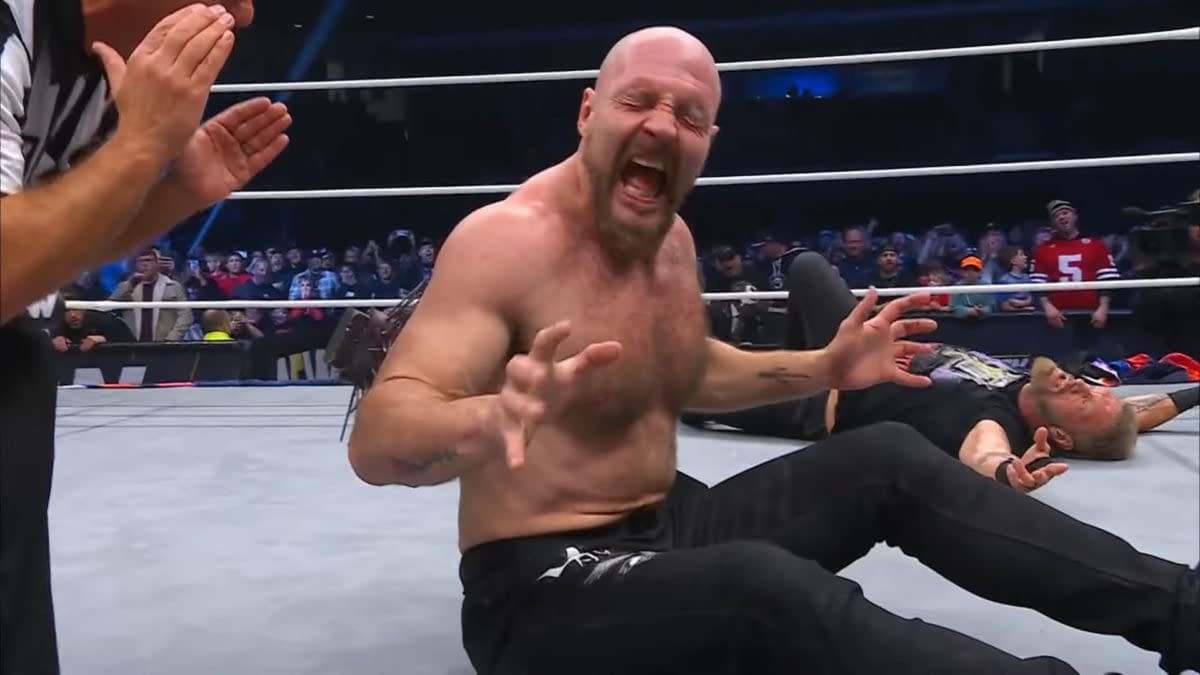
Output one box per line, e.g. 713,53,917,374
493,321,622,469
1005,427,1069,493
824,289,938,391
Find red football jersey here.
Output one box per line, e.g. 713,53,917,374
1030,236,1120,311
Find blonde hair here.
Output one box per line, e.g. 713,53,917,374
1069,403,1139,460
201,309,231,334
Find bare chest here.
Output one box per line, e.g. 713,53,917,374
518,266,707,426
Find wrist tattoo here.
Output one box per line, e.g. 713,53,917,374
1127,394,1167,413
757,366,812,384
393,448,459,476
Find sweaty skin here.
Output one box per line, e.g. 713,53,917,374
351,28,722,550
349,28,932,550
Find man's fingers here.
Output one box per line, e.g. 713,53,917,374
1007,462,1036,490
876,292,932,324
138,3,207,53
232,101,288,141
571,341,622,373
890,319,938,340
504,427,526,469
242,112,293,153
505,355,548,392
844,289,879,325
1030,427,1051,454
891,370,932,389
157,5,224,60
175,14,234,76
91,42,126,92
246,135,289,175
893,341,934,360
529,321,571,363
213,97,273,130
191,29,235,85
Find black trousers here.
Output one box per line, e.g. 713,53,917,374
0,329,61,674
461,424,1196,674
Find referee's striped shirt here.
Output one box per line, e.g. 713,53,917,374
1,0,116,331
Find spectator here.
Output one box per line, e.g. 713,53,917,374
749,233,803,292
836,226,874,288
950,255,997,320
1030,199,1120,330
234,258,286,301
362,240,384,269
333,264,366,299
284,247,307,277
203,251,224,279
201,310,236,341
66,270,109,302
180,258,223,302
109,249,192,342
887,232,918,272
995,246,1035,312
417,239,438,283
50,289,133,353
320,248,338,273
290,251,339,299
370,260,405,299
288,276,330,326
707,245,765,293
918,261,953,313
213,252,252,297
229,310,264,340
977,225,1007,283
865,244,917,297
268,251,291,291
343,245,368,275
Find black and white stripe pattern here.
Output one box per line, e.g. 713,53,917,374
1,0,114,195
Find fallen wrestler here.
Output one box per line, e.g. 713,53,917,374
348,27,1199,675
683,251,1200,492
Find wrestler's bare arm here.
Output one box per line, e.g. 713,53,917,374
1123,392,1186,432
348,205,530,487
958,419,1016,478
0,134,163,323
686,338,837,412
676,223,835,412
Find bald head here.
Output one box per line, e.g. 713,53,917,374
596,27,721,107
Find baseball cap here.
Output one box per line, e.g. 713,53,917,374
960,255,984,270
1047,200,1076,216
712,245,738,261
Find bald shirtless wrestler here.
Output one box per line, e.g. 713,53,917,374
348,28,1199,675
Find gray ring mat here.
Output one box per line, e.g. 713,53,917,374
51,385,1198,674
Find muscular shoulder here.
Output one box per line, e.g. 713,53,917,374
663,215,700,263
436,198,558,302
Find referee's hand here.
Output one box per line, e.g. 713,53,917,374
92,4,238,163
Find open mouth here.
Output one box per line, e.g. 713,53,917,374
620,157,667,203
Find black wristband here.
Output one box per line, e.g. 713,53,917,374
1168,387,1199,413
1024,456,1061,472
994,458,1016,486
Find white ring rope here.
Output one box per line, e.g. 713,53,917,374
65,277,1199,311
210,27,1199,93
229,152,1200,201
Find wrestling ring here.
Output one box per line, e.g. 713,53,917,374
60,26,1199,675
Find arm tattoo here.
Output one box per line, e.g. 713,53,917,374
392,448,459,476
757,366,812,384
1126,394,1168,413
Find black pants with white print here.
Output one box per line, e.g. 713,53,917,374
459,424,1197,674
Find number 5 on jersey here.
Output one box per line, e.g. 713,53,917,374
1057,254,1083,282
